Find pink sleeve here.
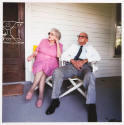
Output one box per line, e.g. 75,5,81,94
36,39,44,52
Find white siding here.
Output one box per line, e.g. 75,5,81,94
25,3,121,81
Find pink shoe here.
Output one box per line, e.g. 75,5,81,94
26,91,33,100
36,99,42,108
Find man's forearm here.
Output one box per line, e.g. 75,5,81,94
81,59,88,64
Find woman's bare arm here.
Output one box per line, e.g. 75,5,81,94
27,51,38,62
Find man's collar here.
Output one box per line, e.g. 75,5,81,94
79,42,88,47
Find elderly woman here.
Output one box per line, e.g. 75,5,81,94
26,28,63,108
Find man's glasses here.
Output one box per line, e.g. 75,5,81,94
77,35,88,39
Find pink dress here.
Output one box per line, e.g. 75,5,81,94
32,38,63,76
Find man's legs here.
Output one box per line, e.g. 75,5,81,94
80,64,97,122
83,72,96,104
52,64,78,98
46,64,79,115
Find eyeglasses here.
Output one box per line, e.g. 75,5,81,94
48,32,55,36
77,35,88,39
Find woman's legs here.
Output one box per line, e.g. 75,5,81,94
26,71,44,100
36,72,46,108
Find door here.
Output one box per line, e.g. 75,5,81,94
3,3,25,82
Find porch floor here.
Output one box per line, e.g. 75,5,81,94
2,76,122,122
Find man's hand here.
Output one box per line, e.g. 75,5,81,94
70,59,81,70
77,60,83,69
70,59,88,70
70,59,75,64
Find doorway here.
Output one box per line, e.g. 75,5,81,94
3,3,25,82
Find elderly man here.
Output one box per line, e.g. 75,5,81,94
46,32,101,122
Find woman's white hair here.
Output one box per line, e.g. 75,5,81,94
51,28,61,40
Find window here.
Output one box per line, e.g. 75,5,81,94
114,4,121,57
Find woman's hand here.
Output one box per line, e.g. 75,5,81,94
33,51,38,56
27,51,38,62
27,55,34,62
54,37,59,44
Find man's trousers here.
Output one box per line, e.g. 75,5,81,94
51,63,96,104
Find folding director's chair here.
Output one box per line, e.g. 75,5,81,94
34,60,86,98
33,45,87,99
